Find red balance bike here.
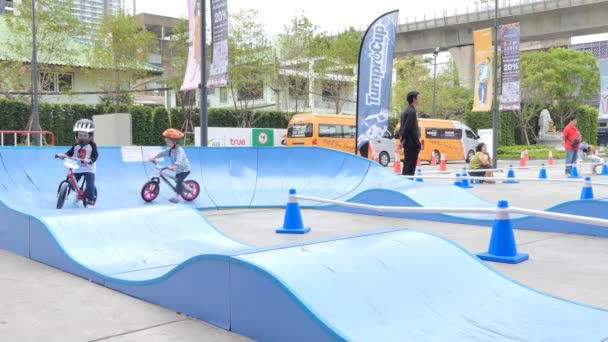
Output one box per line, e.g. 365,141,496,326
141,160,200,203
55,155,97,209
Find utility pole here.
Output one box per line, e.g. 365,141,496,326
432,46,440,117
32,0,41,145
491,0,499,168
199,0,208,146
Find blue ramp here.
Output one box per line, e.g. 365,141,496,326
1,146,608,341
230,229,608,341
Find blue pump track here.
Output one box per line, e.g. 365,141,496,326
0,146,607,341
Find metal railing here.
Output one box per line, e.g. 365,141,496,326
292,193,608,227
399,0,605,31
0,130,56,146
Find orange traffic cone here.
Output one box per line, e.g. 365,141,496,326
548,150,554,166
431,153,437,166
393,145,402,173
524,149,529,161
519,150,526,167
368,141,379,163
439,152,447,172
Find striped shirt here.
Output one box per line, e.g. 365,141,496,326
155,145,191,173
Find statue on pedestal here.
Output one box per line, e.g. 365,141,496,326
538,109,555,139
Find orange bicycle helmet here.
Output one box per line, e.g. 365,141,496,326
162,128,184,140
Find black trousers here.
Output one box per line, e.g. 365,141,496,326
175,171,190,194
402,145,421,176
358,142,369,159
74,172,96,201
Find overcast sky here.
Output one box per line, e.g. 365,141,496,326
128,0,607,43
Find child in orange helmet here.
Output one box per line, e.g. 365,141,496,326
149,128,192,203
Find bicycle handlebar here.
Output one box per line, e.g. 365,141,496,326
149,159,169,171
55,154,92,165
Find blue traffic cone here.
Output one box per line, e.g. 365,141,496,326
477,200,529,264
502,165,519,184
276,189,311,234
569,165,581,178
454,173,462,187
463,167,478,184
538,164,548,180
415,169,423,182
580,176,594,200
601,163,608,176
460,169,473,189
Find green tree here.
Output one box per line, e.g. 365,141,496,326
228,9,273,126
274,14,317,113
391,56,471,119
164,18,197,142
90,9,156,112
521,48,599,128
312,28,360,114
166,19,190,107
391,55,433,116
1,0,85,129
433,58,472,119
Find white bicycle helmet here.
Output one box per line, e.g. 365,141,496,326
73,119,95,133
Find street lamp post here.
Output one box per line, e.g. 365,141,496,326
31,0,41,146
199,0,208,147
432,46,440,117
492,0,499,168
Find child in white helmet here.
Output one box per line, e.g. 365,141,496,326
56,119,99,208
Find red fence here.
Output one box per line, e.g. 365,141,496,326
0,130,56,146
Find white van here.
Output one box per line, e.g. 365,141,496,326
369,131,396,167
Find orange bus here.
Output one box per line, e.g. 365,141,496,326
395,119,481,162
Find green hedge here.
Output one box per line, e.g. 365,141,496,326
152,107,170,145
497,144,566,159
0,99,29,145
130,106,154,145
2,97,595,148
170,108,290,129
463,98,516,146
0,99,295,146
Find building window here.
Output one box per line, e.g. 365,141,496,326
220,87,228,103
40,73,74,92
40,73,56,92
237,81,263,101
58,73,74,92
321,81,339,101
288,77,308,97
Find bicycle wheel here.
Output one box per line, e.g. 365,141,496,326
56,182,69,209
181,180,200,201
141,181,160,202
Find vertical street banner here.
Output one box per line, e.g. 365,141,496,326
181,0,202,91
499,23,521,111
355,10,399,152
472,28,494,112
600,59,608,115
207,0,229,88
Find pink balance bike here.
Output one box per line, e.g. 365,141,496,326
141,160,200,203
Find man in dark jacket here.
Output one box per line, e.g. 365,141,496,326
398,91,422,176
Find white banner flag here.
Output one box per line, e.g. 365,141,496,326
181,0,202,91
207,0,229,88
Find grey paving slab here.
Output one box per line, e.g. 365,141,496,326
0,250,248,342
